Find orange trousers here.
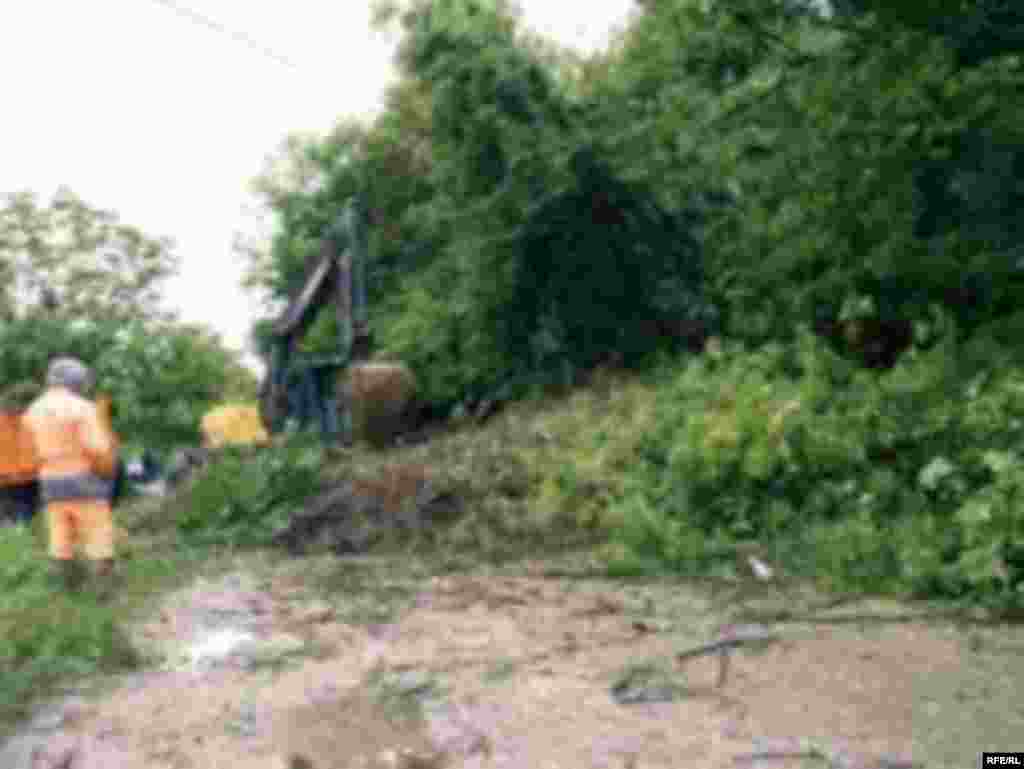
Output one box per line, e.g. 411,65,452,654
46,499,115,561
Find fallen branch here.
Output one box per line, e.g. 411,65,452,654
675,630,781,688
536,567,749,585
877,759,922,769
734,746,922,769
809,594,866,612
734,750,826,764
732,607,991,625
675,632,782,662
733,737,839,767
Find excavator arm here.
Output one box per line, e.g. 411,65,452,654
259,197,371,437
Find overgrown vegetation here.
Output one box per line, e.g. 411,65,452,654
236,0,1024,611
0,527,133,722
0,522,210,732
171,436,324,547
606,329,1024,609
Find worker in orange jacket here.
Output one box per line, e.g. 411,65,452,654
22,358,120,592
0,410,40,527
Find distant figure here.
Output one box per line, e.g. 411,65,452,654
3,482,39,526
0,381,43,527
166,446,209,489
95,395,128,509
141,449,163,481
23,358,121,594
125,458,144,480
126,449,163,484
110,455,127,508
125,449,167,497
0,411,40,527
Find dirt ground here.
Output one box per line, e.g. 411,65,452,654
7,552,1024,769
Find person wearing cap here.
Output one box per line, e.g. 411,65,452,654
22,357,120,593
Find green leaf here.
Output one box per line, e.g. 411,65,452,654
918,456,956,490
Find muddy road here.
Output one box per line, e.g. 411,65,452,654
5,552,1022,769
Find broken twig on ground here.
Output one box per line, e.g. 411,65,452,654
675,630,781,688
734,745,922,769
733,607,985,625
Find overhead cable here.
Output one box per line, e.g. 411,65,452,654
145,0,303,71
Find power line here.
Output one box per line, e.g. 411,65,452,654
144,0,303,71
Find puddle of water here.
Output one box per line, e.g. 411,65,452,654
188,628,257,670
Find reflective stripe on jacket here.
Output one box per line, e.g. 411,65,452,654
40,473,115,503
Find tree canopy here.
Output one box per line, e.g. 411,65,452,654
0,188,179,324
239,0,1024,404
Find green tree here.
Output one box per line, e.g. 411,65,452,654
0,188,257,450
0,187,179,323
0,312,257,452
242,0,711,405
828,0,1024,69
598,0,1024,346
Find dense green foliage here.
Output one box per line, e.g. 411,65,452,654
0,314,256,451
244,0,712,406
243,0,1023,401
173,438,324,547
589,0,1024,347
608,328,1024,608
239,0,1024,608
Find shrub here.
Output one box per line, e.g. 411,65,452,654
516,369,663,532
173,436,324,547
607,324,1024,609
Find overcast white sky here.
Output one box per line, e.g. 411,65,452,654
1,0,636,371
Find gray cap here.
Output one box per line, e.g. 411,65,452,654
46,357,94,395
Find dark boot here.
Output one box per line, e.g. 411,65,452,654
12,481,38,526
351,328,373,362
91,558,118,602
50,559,83,592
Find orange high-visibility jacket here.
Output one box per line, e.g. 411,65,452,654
23,388,119,482
0,411,40,487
